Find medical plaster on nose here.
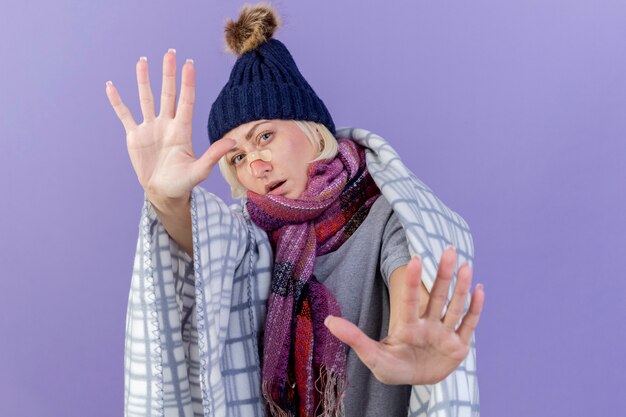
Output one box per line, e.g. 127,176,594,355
246,149,272,174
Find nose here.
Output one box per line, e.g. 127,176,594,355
249,158,272,177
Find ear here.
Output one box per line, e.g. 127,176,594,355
316,128,325,152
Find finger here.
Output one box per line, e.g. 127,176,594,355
136,56,155,121
399,256,424,325
189,139,237,186
159,48,177,118
457,283,485,344
424,246,457,320
176,59,195,127
324,315,381,371
105,81,137,133
442,262,472,330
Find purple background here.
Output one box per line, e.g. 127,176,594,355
1,1,625,416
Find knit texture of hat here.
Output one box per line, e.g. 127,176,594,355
207,4,335,143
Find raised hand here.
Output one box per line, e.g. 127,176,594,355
105,49,235,201
324,246,485,385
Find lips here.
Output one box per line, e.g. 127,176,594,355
266,180,286,195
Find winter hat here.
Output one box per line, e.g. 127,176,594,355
207,4,335,143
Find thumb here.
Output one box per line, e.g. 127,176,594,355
189,139,236,186
325,315,380,370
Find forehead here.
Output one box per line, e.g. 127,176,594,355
222,119,282,142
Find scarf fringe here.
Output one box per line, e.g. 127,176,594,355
261,365,346,417
262,381,291,417
314,365,346,417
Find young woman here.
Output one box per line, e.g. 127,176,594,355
106,4,484,417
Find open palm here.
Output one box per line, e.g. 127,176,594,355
105,49,234,200
325,247,485,385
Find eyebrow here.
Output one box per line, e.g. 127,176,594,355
226,120,270,156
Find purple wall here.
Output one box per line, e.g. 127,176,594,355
1,1,625,416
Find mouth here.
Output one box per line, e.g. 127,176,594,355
266,180,286,195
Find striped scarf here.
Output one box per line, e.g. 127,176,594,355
246,139,380,416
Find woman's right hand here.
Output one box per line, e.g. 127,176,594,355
105,49,235,202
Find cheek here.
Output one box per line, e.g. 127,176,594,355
235,169,254,189
287,153,311,178
290,141,317,165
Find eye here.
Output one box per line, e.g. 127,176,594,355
257,131,273,144
231,153,245,166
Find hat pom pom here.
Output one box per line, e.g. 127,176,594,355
225,3,280,56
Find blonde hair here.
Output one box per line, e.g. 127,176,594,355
218,120,338,199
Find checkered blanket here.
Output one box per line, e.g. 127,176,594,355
124,127,480,417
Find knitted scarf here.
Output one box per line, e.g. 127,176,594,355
246,139,380,417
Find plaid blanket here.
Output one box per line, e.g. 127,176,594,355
124,127,479,417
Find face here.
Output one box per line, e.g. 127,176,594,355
222,120,320,199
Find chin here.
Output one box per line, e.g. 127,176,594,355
285,189,303,199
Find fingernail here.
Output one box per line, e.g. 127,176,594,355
476,283,484,292
105,80,112,86
168,48,176,54
139,56,147,62
324,315,333,327
186,58,194,64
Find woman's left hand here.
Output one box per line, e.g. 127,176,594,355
324,247,485,385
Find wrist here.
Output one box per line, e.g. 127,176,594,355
148,192,190,214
